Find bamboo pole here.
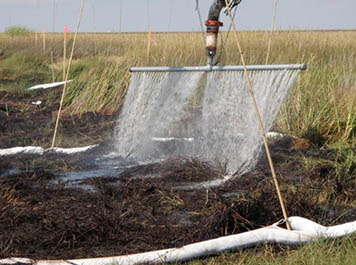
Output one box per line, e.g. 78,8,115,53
52,0,86,148
266,0,278,65
42,29,46,51
223,0,291,230
50,51,55,83
34,30,38,48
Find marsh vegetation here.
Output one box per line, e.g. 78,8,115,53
0,31,355,264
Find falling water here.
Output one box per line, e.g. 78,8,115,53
199,70,300,173
114,69,300,174
114,71,205,161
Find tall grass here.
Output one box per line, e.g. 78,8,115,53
0,31,355,264
187,235,356,265
1,31,356,145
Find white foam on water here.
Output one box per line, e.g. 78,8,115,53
174,175,234,190
114,69,300,175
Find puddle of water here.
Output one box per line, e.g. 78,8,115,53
174,175,233,190
54,168,124,190
1,168,22,177
1,150,228,191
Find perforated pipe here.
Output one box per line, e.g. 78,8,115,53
130,64,307,72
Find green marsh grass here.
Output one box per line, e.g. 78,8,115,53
4,26,33,37
1,31,356,144
1,30,356,143
186,235,356,265
0,31,355,264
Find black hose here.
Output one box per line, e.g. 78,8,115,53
207,0,226,21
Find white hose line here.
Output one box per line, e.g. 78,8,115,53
289,216,356,238
1,217,355,265
27,80,73,91
0,145,98,157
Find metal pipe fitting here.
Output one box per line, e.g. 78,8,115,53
205,20,223,68
205,0,227,67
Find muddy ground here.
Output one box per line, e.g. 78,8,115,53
0,88,355,260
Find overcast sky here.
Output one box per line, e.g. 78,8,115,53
0,0,355,33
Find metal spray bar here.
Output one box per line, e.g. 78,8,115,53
129,64,307,73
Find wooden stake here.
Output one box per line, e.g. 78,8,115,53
50,51,55,83
147,30,152,60
42,29,46,51
146,0,151,63
34,30,38,48
63,25,67,81
119,0,123,32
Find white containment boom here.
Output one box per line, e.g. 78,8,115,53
1,217,356,265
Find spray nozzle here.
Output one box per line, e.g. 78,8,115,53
205,20,223,68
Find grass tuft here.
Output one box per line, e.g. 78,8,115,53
4,26,33,37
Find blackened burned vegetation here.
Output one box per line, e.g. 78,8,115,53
0,90,116,149
0,87,355,260
1,147,355,260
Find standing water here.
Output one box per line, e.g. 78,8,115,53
114,70,300,174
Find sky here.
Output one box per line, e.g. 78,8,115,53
0,0,355,33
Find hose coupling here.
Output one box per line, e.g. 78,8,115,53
205,20,223,57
